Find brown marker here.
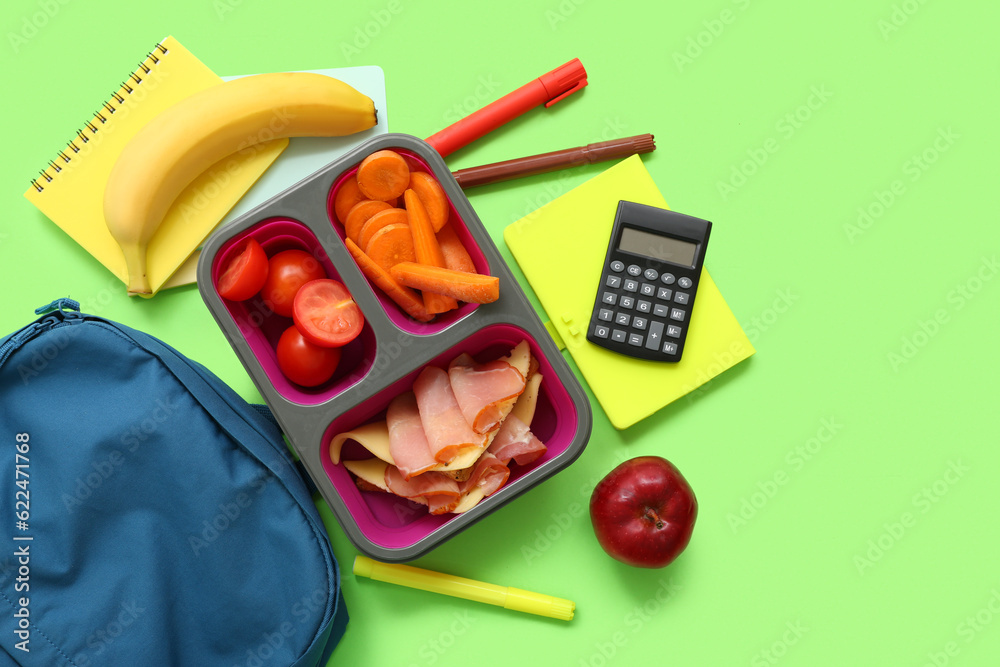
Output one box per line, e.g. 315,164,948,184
451,134,656,189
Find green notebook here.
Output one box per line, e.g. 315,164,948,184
504,156,754,429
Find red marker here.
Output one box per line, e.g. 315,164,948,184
426,58,588,158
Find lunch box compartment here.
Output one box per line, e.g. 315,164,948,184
321,323,583,550
326,148,489,336
210,218,376,406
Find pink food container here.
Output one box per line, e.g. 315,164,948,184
199,133,592,561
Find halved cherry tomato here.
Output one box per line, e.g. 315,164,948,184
276,325,341,387
217,238,268,301
260,249,327,317
292,279,364,348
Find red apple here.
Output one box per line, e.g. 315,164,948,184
589,456,697,568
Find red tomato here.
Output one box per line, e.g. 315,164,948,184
217,238,268,301
260,249,327,317
276,326,341,387
292,279,364,348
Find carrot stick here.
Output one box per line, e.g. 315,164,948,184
436,222,476,274
404,189,447,267
403,189,457,314
365,223,417,273
407,172,450,232
357,150,411,201
358,208,408,252
345,238,432,322
333,175,367,223
390,262,500,304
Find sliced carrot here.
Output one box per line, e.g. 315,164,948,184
345,238,432,322
358,208,408,252
357,150,410,201
365,223,417,273
403,189,457,314
390,262,500,304
437,222,476,274
333,175,366,223
408,172,450,232
344,199,393,244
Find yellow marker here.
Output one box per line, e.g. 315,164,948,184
353,555,575,621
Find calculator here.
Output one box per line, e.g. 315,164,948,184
586,201,712,362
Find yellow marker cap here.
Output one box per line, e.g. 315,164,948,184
504,587,576,621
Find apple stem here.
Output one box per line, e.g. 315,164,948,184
644,507,665,529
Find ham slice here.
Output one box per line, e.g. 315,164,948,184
384,465,460,499
424,494,461,515
386,392,438,480
458,452,509,498
413,366,486,464
448,356,525,434
488,414,547,466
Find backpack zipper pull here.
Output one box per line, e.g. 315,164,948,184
34,297,81,316
34,297,83,331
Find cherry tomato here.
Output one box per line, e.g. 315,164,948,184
292,279,364,348
217,238,268,301
276,325,341,387
260,249,327,317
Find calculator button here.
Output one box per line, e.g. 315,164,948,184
619,296,634,310
670,308,685,322
610,260,625,272
653,304,669,318
644,268,659,281
678,277,693,289
660,273,676,285
627,264,642,277
601,292,617,306
666,325,682,339
605,275,622,289
663,342,678,355
673,292,689,305
615,312,631,326
623,279,639,293
632,317,648,330
628,333,643,347
640,283,655,297
657,287,673,301
593,325,610,338
636,300,651,314
645,321,664,350
611,329,627,343
598,308,614,322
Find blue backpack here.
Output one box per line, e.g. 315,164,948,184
0,299,347,666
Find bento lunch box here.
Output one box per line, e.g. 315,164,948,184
197,133,593,562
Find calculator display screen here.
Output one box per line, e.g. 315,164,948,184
618,227,697,267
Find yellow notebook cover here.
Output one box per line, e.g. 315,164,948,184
504,156,754,429
23,36,287,294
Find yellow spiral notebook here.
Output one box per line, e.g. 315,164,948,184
23,36,288,294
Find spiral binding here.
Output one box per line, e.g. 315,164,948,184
29,41,170,193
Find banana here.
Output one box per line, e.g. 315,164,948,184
104,72,377,296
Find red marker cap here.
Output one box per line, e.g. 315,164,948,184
539,58,588,107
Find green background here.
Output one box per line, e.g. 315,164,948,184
3,0,999,665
